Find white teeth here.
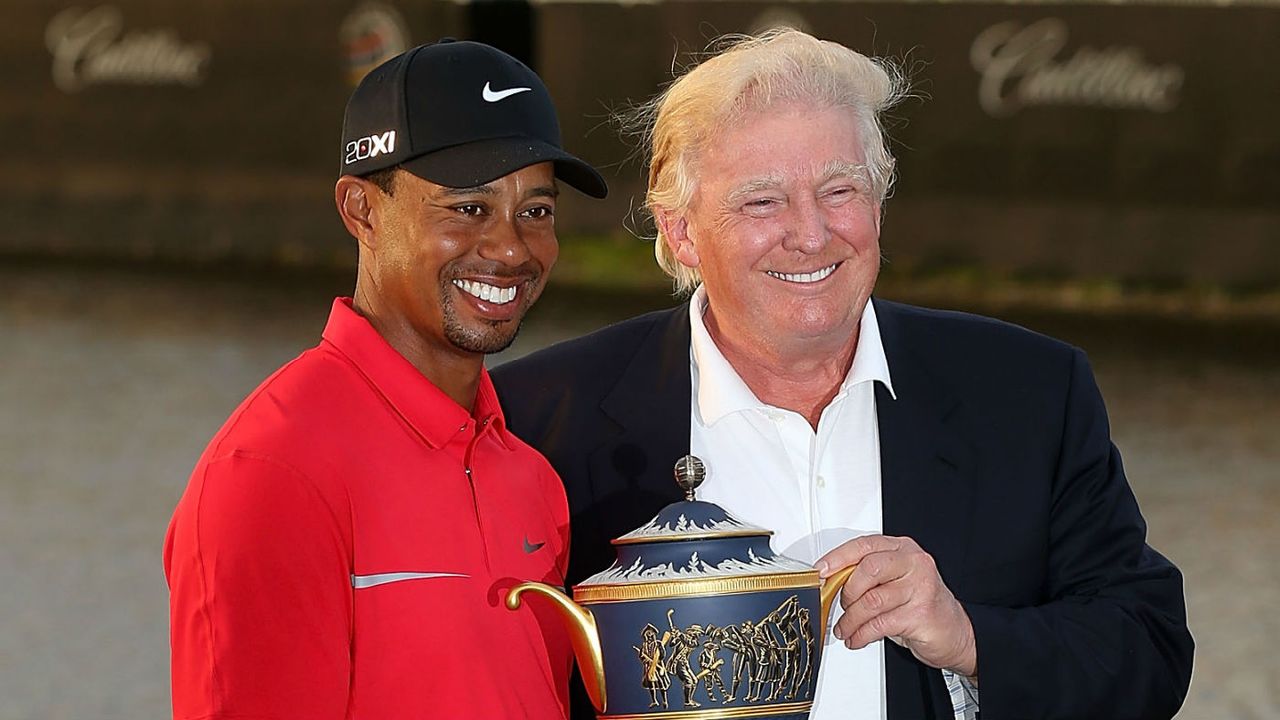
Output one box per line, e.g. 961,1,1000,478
452,279,517,305
767,263,839,284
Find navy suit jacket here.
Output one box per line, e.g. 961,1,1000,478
492,298,1193,720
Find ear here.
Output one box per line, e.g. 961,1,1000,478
653,207,700,269
335,176,380,253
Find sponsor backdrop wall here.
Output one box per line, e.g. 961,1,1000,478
4,0,1278,289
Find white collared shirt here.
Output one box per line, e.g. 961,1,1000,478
685,289,982,720
688,285,894,720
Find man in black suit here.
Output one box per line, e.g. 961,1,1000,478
494,29,1192,720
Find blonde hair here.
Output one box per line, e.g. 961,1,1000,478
631,29,908,294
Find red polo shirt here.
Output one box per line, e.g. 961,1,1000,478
164,298,572,719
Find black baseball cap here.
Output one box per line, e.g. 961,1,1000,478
339,39,607,198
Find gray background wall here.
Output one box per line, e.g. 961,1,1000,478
3,0,1278,289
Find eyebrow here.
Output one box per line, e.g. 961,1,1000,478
438,182,560,200
724,162,870,204
440,184,497,197
820,160,870,184
726,175,784,204
526,184,560,200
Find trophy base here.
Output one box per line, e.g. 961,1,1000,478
599,699,812,719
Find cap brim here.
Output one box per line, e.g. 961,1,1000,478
401,138,608,199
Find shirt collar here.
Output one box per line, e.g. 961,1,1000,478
320,297,509,450
689,286,765,426
689,286,896,427
846,298,896,400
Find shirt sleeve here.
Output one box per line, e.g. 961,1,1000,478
942,670,980,720
164,450,353,720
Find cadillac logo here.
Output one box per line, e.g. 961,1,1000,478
971,18,1184,117
45,5,211,93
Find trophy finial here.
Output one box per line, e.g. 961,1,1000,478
673,455,706,501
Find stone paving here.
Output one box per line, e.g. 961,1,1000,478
1,265,1276,719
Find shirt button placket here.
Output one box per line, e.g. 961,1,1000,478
461,424,491,569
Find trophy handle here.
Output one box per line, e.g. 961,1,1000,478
507,582,608,713
818,564,858,639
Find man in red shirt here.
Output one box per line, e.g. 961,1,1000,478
164,40,607,719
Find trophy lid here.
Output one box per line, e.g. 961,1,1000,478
577,456,812,589
611,454,769,546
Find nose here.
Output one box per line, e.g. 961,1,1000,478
781,196,830,254
478,215,533,267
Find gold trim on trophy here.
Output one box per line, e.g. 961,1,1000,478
599,700,814,719
572,571,818,604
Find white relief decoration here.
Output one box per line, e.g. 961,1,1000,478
583,547,812,585
615,512,768,542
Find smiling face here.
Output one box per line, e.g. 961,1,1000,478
660,102,881,358
362,162,559,361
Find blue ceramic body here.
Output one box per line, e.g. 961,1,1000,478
589,589,822,717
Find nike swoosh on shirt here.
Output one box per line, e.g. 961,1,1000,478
482,82,532,102
350,572,469,589
523,537,546,554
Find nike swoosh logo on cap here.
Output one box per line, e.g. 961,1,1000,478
523,537,546,554
351,571,469,589
483,82,532,103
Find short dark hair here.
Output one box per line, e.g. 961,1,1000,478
364,166,400,196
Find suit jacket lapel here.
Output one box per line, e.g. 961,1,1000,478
874,298,976,719
588,304,691,536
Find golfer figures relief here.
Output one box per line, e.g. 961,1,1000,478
635,597,816,711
